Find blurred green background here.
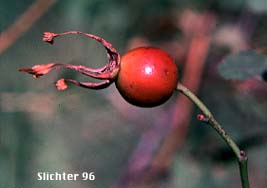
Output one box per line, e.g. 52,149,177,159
0,0,267,188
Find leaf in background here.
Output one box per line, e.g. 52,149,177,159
218,50,267,81
246,0,267,13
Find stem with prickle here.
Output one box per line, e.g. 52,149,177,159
176,83,250,188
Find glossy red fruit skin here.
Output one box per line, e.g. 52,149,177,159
115,47,178,107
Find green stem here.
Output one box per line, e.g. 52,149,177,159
176,83,250,188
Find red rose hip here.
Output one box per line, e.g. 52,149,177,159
115,47,178,107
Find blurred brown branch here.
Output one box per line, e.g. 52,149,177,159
117,11,216,188
150,31,212,176
144,12,215,185
0,0,56,54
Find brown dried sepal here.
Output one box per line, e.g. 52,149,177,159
43,32,58,44
19,63,56,78
19,31,121,90
55,78,68,90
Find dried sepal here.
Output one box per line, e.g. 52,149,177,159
55,78,68,90
19,63,55,78
43,32,58,44
63,79,111,90
19,31,121,90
